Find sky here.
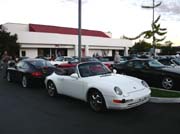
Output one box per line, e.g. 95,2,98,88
0,0,180,46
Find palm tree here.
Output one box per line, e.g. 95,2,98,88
123,0,167,55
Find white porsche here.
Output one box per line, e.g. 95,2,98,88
45,62,151,112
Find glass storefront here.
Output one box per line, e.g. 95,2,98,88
38,48,67,58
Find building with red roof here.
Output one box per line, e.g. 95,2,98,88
2,23,132,58
29,24,110,38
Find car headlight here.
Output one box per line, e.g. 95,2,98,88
141,80,149,88
114,87,123,95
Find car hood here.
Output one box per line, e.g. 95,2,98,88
86,74,145,94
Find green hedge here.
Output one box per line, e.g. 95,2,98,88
151,87,180,98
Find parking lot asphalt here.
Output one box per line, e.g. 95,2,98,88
0,72,180,134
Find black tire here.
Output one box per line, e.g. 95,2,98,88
88,90,106,112
7,71,12,82
47,81,57,97
21,75,29,88
162,77,174,90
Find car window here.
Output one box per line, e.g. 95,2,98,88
126,61,134,68
172,58,180,65
22,62,30,69
159,59,172,65
81,57,99,62
16,61,24,68
148,60,165,68
55,57,64,61
29,60,53,68
16,61,29,69
134,61,143,69
98,58,109,62
64,57,73,62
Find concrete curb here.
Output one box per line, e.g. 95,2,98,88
149,97,180,103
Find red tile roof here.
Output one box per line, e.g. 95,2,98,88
29,24,110,38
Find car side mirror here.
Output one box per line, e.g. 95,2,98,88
70,73,79,79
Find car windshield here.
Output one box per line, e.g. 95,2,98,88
173,58,180,65
148,60,165,68
64,57,74,62
78,62,111,77
29,60,53,68
55,57,64,61
81,57,99,62
98,57,110,62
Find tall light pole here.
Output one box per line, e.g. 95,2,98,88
152,0,155,55
142,0,162,56
78,0,82,62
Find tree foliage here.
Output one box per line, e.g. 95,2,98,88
159,41,176,55
123,15,167,44
0,30,20,57
123,1,167,48
130,40,152,53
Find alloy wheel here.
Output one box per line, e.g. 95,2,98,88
47,81,57,97
22,76,28,88
162,77,174,90
88,90,106,112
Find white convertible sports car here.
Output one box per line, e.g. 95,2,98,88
45,62,151,112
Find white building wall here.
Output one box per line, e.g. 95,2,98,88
4,23,132,48
20,48,38,58
3,23,132,57
3,23,29,33
68,49,75,56
3,30,130,48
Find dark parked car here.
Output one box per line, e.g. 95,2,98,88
112,59,180,90
6,58,63,88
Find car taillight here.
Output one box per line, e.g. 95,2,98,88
32,72,43,77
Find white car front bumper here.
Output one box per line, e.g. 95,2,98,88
104,91,151,110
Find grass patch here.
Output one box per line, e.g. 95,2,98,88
151,87,180,98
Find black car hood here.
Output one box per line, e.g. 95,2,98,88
160,66,180,74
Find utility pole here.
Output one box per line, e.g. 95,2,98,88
78,0,82,62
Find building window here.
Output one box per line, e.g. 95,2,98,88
21,51,26,56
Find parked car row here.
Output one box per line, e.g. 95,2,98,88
5,54,179,112
112,58,180,90
5,58,151,112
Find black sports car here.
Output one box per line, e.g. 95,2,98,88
112,59,180,90
6,58,63,88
